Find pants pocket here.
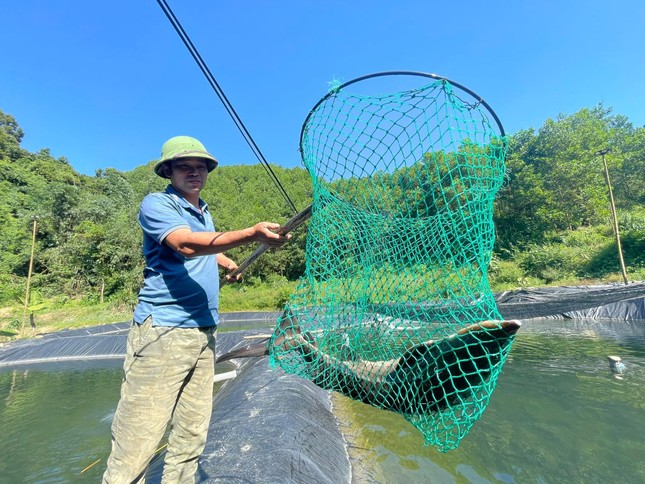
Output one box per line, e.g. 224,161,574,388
131,316,153,357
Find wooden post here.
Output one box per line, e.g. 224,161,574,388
22,218,37,332
595,149,628,285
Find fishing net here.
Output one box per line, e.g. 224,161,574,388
269,72,513,451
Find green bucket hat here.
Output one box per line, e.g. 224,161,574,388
154,135,219,178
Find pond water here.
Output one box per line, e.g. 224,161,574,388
336,318,645,483
1,318,643,483
0,361,122,482
0,360,234,483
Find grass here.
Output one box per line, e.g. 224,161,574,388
0,302,133,343
1,268,642,345
0,281,299,344
219,278,297,312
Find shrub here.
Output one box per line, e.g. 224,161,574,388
0,274,24,305
489,259,525,285
517,244,578,283
621,229,645,267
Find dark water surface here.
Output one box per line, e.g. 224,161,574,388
1,318,643,483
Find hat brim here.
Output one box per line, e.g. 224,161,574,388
154,153,218,178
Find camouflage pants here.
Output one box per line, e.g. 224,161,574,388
103,317,216,483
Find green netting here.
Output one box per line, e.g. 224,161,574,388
269,74,516,451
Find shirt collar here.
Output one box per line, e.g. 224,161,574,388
164,184,209,213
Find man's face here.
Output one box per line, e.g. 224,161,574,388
166,157,210,197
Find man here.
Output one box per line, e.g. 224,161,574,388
103,136,290,483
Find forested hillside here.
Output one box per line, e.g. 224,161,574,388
0,109,313,306
0,104,643,309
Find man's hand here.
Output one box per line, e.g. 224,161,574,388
224,264,243,283
217,254,243,283
253,222,292,247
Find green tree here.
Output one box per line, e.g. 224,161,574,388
495,129,552,249
613,126,645,205
494,104,640,249
0,110,25,162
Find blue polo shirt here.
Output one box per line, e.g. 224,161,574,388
134,185,219,328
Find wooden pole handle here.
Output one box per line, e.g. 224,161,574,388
220,204,312,285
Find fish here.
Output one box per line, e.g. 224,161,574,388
217,310,521,415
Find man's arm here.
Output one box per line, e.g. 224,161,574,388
164,222,290,257
217,253,236,270
217,253,242,283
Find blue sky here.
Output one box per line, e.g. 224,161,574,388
2,0,643,176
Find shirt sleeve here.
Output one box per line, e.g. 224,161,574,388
139,193,191,244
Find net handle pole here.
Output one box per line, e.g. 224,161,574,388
220,205,313,286
299,70,506,160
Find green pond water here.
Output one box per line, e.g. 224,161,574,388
338,319,645,483
0,362,122,482
1,318,643,483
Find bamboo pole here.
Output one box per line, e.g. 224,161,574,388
595,149,628,285
22,218,37,333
